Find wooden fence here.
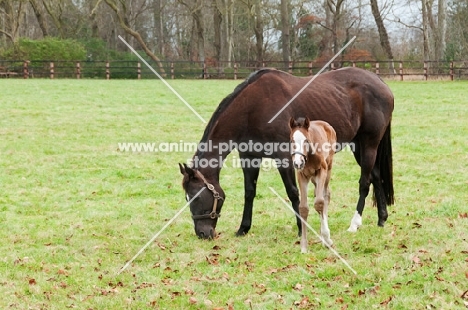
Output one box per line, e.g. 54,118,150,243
1,59,468,80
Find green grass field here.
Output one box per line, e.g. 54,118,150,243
1,78,467,309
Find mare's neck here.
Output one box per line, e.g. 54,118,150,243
192,141,231,182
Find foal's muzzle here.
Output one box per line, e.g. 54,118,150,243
293,160,305,170
292,152,307,170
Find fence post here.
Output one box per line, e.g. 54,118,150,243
424,61,427,80
331,62,335,70
137,62,141,80
23,61,29,79
450,61,454,81
399,61,403,81
352,61,356,68
76,62,81,79
234,63,238,80
106,61,110,80
50,62,54,79
203,60,207,79
308,62,313,76
288,61,292,74
171,62,174,79
375,62,380,76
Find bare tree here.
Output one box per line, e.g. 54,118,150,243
212,0,222,65
425,0,446,60
0,0,26,43
178,0,206,63
153,0,165,56
29,0,49,37
100,0,166,73
370,0,393,60
280,0,290,64
223,0,234,66
437,0,446,59
421,0,430,60
240,0,264,66
327,0,345,54
87,0,100,38
252,0,264,66
41,0,66,38
369,0,396,72
392,0,429,60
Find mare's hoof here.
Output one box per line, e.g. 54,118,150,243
235,227,250,236
377,220,386,227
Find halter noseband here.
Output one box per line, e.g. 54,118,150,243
291,151,308,162
191,170,224,220
291,137,311,162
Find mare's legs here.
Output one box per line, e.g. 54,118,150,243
277,164,302,236
348,139,381,232
348,141,363,231
236,153,260,236
296,172,310,253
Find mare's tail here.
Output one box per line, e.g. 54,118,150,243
375,123,394,205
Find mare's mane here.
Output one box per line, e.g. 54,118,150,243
199,68,276,143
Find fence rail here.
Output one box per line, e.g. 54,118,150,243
1,59,468,80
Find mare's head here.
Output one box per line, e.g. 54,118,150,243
289,117,311,170
179,163,225,239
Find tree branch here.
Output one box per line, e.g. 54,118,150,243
103,0,166,74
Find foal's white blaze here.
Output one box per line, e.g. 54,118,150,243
292,130,307,168
347,211,362,232
186,194,190,202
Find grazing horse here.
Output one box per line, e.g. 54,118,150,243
179,67,394,239
289,117,336,253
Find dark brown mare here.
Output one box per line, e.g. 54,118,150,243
289,117,336,253
179,67,394,239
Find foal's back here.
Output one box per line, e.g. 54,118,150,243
307,120,337,170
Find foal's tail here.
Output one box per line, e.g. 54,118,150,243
375,123,395,205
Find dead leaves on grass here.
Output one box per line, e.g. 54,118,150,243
39,230,467,309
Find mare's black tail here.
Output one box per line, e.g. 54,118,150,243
375,123,394,205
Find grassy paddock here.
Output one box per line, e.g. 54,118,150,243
1,78,467,309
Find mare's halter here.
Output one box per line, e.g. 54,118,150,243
191,170,224,220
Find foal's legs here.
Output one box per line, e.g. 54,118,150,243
296,172,310,253
314,168,333,246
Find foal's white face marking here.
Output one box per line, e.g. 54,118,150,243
186,194,190,202
292,129,307,169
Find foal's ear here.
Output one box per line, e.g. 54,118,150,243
289,117,296,129
303,117,310,130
